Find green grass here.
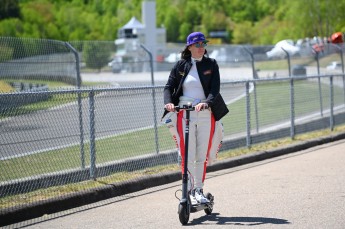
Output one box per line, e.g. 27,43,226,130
0,126,176,181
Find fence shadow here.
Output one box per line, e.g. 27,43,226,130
189,213,290,226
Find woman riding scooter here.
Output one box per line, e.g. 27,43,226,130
163,31,228,204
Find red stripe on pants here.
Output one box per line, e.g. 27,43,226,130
177,111,185,174
202,113,216,182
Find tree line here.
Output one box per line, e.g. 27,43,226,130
1,0,344,45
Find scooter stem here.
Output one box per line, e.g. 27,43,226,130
181,104,191,203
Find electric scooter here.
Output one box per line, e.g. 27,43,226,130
174,103,214,225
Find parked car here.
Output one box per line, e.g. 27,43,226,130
326,61,342,70
164,52,180,63
266,39,300,59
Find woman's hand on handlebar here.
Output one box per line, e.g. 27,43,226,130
195,103,208,112
165,102,208,112
164,103,175,112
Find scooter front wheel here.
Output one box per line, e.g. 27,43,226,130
178,203,190,225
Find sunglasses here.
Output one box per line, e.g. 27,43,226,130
194,42,207,48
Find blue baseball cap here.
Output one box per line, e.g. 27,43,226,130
186,32,209,46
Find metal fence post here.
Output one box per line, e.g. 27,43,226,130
330,76,334,131
253,83,259,133
64,42,85,169
64,42,82,87
243,46,259,133
140,44,159,154
89,90,97,179
314,50,323,117
245,81,251,147
281,48,291,77
340,48,345,105
282,47,295,139
290,78,295,139
332,44,345,105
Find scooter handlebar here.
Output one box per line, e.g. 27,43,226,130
165,102,209,112
175,104,209,112
174,104,195,112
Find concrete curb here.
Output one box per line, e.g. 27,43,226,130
1,132,345,226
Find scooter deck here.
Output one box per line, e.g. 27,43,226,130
190,202,212,213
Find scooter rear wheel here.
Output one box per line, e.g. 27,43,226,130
178,203,190,225
204,193,214,215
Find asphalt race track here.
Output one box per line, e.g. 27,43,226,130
0,68,246,159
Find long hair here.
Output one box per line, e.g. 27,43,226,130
180,46,208,60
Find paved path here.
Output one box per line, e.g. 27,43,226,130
21,139,345,229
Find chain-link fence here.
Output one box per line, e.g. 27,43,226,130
1,37,345,227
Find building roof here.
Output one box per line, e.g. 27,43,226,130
121,16,144,29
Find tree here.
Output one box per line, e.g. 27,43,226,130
0,18,22,37
0,0,20,20
232,21,256,44
157,5,179,43
83,41,113,72
1,0,345,45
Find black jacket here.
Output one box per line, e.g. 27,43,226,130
162,56,228,121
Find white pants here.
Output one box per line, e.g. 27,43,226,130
176,108,220,191
164,99,224,191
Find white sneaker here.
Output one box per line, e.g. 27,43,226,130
194,188,210,204
189,191,198,205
